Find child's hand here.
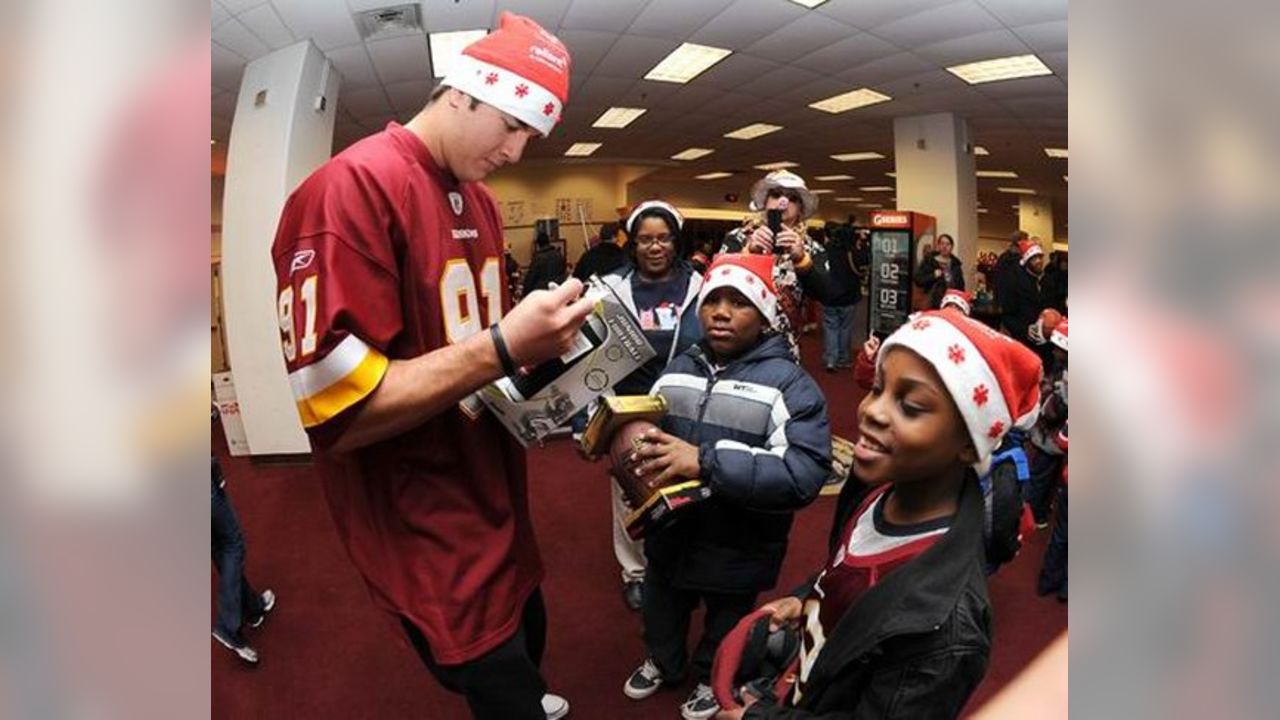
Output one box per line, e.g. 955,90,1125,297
862,336,881,360
759,596,804,632
715,690,760,720
631,429,700,484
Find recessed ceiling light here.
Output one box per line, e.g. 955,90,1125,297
786,0,828,8
1063,175,1068,182
696,171,733,180
1044,147,1068,158
835,197,864,202
564,142,602,157
429,29,488,78
857,203,883,208
976,170,1019,178
211,139,216,145
885,172,896,178
977,208,989,214
830,151,886,162
592,107,647,128
859,186,893,192
754,160,799,171
808,87,892,114
946,54,1053,85
671,147,715,161
810,189,834,194
644,42,732,83
974,145,989,156
724,123,784,140
997,187,1037,194
814,174,853,181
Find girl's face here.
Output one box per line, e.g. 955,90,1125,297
852,347,975,485
633,216,676,278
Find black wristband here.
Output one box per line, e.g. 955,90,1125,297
489,324,518,377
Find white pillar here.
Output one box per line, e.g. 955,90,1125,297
1018,196,1054,247
892,113,979,286
222,41,339,455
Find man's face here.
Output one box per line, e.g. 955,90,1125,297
765,190,803,225
447,92,539,181
1029,255,1045,274
699,287,765,360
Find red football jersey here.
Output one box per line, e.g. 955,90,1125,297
270,123,542,664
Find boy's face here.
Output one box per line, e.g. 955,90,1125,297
699,287,765,360
853,347,976,485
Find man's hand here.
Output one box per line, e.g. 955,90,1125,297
862,335,881,361
746,225,775,255
632,428,700,483
759,595,804,631
498,278,596,367
774,228,805,263
714,689,761,720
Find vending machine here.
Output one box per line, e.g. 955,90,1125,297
867,210,937,338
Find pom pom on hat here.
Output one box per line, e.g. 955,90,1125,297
441,12,571,137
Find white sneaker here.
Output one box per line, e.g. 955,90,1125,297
623,658,664,700
212,629,259,664
542,693,569,720
680,682,719,720
249,589,276,628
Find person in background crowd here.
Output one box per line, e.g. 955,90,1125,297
211,456,276,664
689,233,715,274
1042,251,1068,314
505,243,522,302
1003,240,1048,350
523,231,567,296
914,233,966,309
820,220,862,372
993,230,1028,334
573,222,629,282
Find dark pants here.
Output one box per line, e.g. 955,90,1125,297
1025,448,1063,524
1039,486,1068,595
643,572,757,685
822,305,856,368
211,482,264,639
402,590,549,720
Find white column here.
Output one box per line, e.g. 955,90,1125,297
222,41,339,455
893,113,979,286
1018,196,1054,247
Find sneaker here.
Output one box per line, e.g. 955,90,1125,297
541,693,570,720
1034,520,1050,530
248,589,276,628
212,629,259,664
680,682,719,720
622,581,643,612
623,658,664,700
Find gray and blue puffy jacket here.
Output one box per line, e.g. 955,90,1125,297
646,333,832,593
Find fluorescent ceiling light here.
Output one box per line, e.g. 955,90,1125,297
211,139,216,145
997,187,1037,194
885,172,896,178
787,0,828,8
835,197,864,202
974,145,989,156
1044,147,1068,158
947,54,1052,85
564,142,602,157
857,203,883,208
814,174,853,181
592,107,647,128
810,189,834,194
977,208,989,213
859,186,893,192
644,42,732,83
671,147,714,161
754,160,799,171
976,170,1019,178
1063,175,1069,182
429,29,488,78
696,171,733,180
724,123,783,140
808,88,891,114
830,151,885,162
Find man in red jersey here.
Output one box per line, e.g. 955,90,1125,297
270,13,588,720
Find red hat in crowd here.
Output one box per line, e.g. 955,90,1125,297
441,12,571,137
879,311,1043,473
939,289,973,316
1018,240,1044,265
1050,317,1069,351
699,254,779,326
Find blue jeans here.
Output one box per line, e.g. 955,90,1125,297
822,305,856,367
212,476,263,639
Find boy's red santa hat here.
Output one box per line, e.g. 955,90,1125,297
699,254,779,327
1050,316,1069,351
440,12,571,137
880,310,1043,473
1018,239,1044,265
939,289,973,316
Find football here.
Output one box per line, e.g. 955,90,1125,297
1038,308,1063,333
609,419,663,508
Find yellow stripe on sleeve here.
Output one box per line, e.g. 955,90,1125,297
294,348,389,428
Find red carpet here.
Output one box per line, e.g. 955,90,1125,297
212,335,1066,718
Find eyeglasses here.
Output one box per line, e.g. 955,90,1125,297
767,189,803,205
635,234,674,248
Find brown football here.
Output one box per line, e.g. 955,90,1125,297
609,419,664,508
1039,308,1063,333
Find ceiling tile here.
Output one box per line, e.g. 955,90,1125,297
629,0,737,38
1011,20,1067,54
239,4,294,50
976,0,1068,27
559,0,647,33
695,53,780,90
340,86,394,119
213,18,269,60
211,42,247,90
792,33,901,75
690,0,808,49
839,52,936,85
384,80,432,113
815,0,957,31
219,0,264,15
492,0,573,31
419,0,497,32
557,29,621,76
366,35,433,84
1040,50,1067,81
273,0,363,51
326,45,381,88
211,1,230,28
914,28,1031,66
870,1,1003,49
593,34,680,78
874,69,968,98
739,65,825,99
975,74,1065,99
742,11,856,64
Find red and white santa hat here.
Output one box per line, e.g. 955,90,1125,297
880,310,1044,473
1050,317,1068,351
1018,239,1044,265
939,289,973,316
699,254,779,327
441,12,571,137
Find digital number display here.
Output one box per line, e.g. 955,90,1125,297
869,230,911,335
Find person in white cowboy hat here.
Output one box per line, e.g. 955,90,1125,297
718,170,835,362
